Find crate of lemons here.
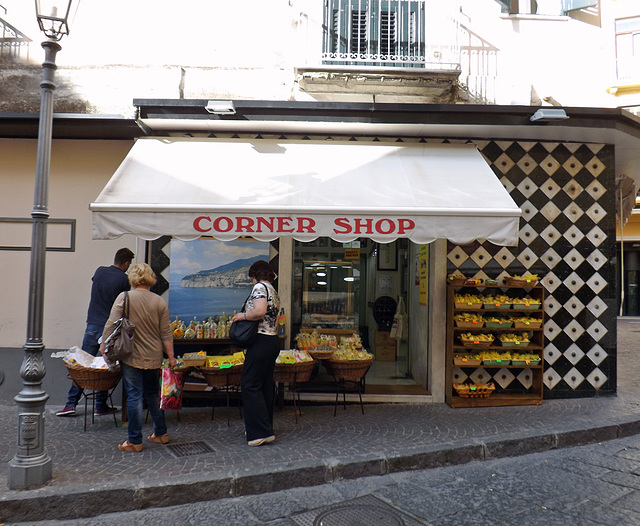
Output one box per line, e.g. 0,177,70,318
478,350,541,366
453,382,496,398
332,334,372,361
498,332,530,348
454,293,541,310
458,332,494,347
453,312,485,328
454,293,483,310
506,273,539,286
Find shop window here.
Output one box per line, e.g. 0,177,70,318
292,240,364,332
323,0,426,67
615,16,640,81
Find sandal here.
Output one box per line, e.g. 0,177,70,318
118,439,143,452
147,433,169,444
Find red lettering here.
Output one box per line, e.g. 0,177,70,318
276,217,294,233
237,217,255,232
333,217,352,234
213,217,233,232
354,218,374,234
375,219,395,234
397,218,415,234
256,217,275,232
297,217,316,233
193,216,212,233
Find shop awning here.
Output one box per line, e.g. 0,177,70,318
90,138,521,245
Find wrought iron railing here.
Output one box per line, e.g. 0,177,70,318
0,15,32,59
321,0,460,70
458,23,498,104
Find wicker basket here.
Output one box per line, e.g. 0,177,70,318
65,364,121,391
326,358,373,382
201,365,243,387
454,382,495,398
273,360,315,383
308,349,335,360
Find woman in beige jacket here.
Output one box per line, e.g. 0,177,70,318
101,263,176,452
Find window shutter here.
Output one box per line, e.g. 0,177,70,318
350,10,367,54
380,10,397,56
562,0,597,12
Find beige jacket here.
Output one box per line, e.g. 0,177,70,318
103,289,172,369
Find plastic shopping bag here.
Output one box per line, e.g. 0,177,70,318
159,367,185,411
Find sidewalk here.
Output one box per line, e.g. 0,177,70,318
2,318,640,523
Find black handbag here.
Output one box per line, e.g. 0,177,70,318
104,291,135,363
229,284,269,347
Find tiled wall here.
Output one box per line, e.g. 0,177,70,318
448,140,616,398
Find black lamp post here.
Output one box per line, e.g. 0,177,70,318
8,0,78,490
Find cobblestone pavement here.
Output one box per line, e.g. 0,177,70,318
15,433,640,525
2,318,640,522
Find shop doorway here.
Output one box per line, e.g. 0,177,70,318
292,238,427,395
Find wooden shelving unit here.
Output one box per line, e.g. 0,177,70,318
445,283,545,408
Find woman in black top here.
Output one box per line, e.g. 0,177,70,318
231,260,280,447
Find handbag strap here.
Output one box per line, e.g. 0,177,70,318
123,291,130,318
241,282,270,313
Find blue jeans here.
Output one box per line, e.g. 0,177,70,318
66,324,109,409
120,362,167,446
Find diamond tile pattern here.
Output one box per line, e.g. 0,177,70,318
448,141,615,398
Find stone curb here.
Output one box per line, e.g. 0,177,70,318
3,420,640,522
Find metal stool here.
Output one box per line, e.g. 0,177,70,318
79,382,120,432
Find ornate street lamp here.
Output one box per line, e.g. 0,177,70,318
8,0,79,490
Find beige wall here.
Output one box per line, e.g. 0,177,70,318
0,138,137,350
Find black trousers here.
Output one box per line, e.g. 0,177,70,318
241,333,280,442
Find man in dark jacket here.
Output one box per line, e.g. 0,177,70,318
57,248,134,416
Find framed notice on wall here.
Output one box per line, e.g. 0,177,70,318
377,241,397,271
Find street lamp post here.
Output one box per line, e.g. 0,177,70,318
8,0,78,490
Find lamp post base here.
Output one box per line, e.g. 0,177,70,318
8,452,52,490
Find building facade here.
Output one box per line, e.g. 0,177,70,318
0,0,638,404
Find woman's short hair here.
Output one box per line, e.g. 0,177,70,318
248,260,276,282
128,262,157,288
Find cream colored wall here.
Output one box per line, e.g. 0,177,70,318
0,138,137,350
3,0,632,114
459,0,616,107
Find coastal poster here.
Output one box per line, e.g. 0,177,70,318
168,238,270,322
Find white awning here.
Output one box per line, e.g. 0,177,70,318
90,138,521,245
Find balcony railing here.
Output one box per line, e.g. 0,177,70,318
459,23,498,104
321,0,460,70
0,16,31,59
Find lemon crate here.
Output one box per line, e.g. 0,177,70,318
454,320,485,329
454,383,495,398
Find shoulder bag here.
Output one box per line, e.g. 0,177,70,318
104,291,136,363
229,283,269,347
